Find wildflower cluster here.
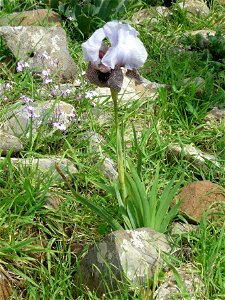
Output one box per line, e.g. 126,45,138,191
16,61,30,72
20,95,38,120
42,69,52,85
50,106,75,132
0,81,14,101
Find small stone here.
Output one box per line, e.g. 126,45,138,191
132,7,171,25
171,222,197,235
205,107,225,123
0,9,62,27
154,264,205,299
178,0,210,18
77,228,171,297
176,180,225,222
0,26,77,82
1,100,75,137
168,143,221,169
0,130,23,155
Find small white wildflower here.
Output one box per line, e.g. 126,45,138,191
42,69,51,77
67,16,74,21
43,78,52,84
74,79,81,85
24,62,30,68
16,61,29,72
53,122,67,131
20,95,34,103
5,83,12,90
85,90,98,99
61,89,72,96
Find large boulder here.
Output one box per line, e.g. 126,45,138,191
77,228,171,296
0,100,75,137
0,26,77,82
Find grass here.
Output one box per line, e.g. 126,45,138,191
0,0,224,298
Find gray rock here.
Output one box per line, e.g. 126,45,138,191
178,0,210,18
171,222,197,235
1,100,75,137
77,228,171,296
0,130,23,155
168,143,221,168
0,157,77,182
94,72,166,106
132,7,171,25
154,264,205,299
0,26,77,82
205,107,225,123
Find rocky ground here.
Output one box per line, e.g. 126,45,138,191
0,0,224,299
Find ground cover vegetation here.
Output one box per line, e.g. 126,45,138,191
0,0,224,299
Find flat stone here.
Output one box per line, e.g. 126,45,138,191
178,0,210,18
176,180,225,222
0,130,23,155
77,228,171,296
0,26,77,82
154,264,205,299
94,73,167,106
1,100,75,137
0,9,62,27
168,143,221,169
0,157,77,182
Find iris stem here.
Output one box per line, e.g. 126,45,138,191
110,88,126,205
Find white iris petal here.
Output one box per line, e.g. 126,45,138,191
82,28,106,63
82,20,147,70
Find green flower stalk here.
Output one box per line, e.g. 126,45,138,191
82,20,147,205
110,88,127,204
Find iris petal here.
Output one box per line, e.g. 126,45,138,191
82,20,147,70
102,28,147,69
82,28,106,63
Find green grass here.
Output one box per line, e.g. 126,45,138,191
0,0,224,298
